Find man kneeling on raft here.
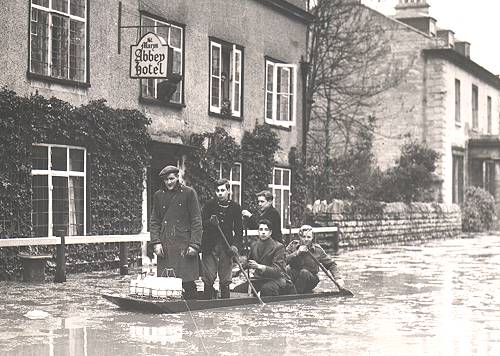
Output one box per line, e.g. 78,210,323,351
285,225,344,294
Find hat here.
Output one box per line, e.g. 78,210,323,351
159,165,179,177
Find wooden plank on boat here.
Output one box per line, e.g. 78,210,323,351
102,290,351,314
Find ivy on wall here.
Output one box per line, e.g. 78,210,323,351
289,147,307,226
241,124,280,213
0,88,151,279
184,127,241,205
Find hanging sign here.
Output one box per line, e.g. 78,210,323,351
130,32,169,78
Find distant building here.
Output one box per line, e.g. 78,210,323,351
358,0,500,208
0,0,312,237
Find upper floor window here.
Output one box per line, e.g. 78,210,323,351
472,84,478,129
30,0,87,82
454,79,461,123
209,39,243,118
140,15,184,104
487,96,492,134
215,162,242,204
269,167,291,229
265,59,297,128
32,144,86,237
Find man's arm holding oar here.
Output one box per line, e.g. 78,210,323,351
211,215,266,305
307,250,354,297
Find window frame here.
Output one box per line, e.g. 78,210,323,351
215,162,242,205
139,13,185,106
31,143,87,237
452,152,464,205
28,0,88,85
487,95,492,134
472,84,479,130
208,37,244,119
454,79,461,123
268,166,291,230
264,58,297,128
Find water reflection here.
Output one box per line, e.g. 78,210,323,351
0,235,499,355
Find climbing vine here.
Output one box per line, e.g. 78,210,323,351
289,148,307,226
0,88,151,279
184,127,241,206
241,124,280,213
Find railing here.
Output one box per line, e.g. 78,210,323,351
0,227,339,282
0,233,150,282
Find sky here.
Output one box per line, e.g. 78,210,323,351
362,0,500,75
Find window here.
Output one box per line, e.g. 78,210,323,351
472,84,478,129
452,154,464,205
454,79,461,123
269,167,291,229
140,15,184,104
487,96,492,134
30,0,87,82
209,39,243,118
32,144,86,237
215,163,242,204
484,161,495,197
265,59,297,127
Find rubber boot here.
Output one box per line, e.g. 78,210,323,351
203,283,216,300
220,285,230,299
182,281,198,300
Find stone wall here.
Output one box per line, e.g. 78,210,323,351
307,200,462,249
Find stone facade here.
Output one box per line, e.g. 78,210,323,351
0,0,311,235
308,200,462,249
353,2,500,209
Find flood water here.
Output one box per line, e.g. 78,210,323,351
1,234,499,356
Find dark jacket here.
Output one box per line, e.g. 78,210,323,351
285,240,337,275
149,183,202,281
247,238,286,284
247,205,283,243
201,198,243,253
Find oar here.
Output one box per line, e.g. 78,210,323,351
307,250,354,297
211,216,265,305
243,216,252,296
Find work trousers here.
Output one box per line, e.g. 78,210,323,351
201,243,233,288
233,279,283,296
286,267,320,294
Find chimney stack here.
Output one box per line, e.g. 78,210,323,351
436,29,455,48
455,41,471,58
394,0,436,37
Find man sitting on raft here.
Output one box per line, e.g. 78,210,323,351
285,225,344,294
233,219,295,296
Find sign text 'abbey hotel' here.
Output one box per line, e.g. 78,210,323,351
130,32,169,79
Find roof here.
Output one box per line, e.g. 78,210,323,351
423,48,500,90
255,0,315,24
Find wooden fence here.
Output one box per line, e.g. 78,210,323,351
0,226,338,282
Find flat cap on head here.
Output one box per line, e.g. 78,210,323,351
159,165,179,177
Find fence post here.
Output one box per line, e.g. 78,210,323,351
55,230,66,283
333,227,340,253
119,242,129,275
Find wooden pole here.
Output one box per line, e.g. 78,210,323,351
54,231,66,283
213,217,265,305
119,242,129,275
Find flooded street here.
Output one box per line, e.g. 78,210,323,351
1,234,499,356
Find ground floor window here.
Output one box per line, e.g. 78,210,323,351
216,162,242,204
469,158,496,199
452,154,464,204
269,167,291,229
31,144,86,237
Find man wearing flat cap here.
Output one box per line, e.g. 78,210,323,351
149,165,203,300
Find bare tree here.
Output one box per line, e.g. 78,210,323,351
305,0,410,200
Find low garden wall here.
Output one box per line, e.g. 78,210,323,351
307,200,462,249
